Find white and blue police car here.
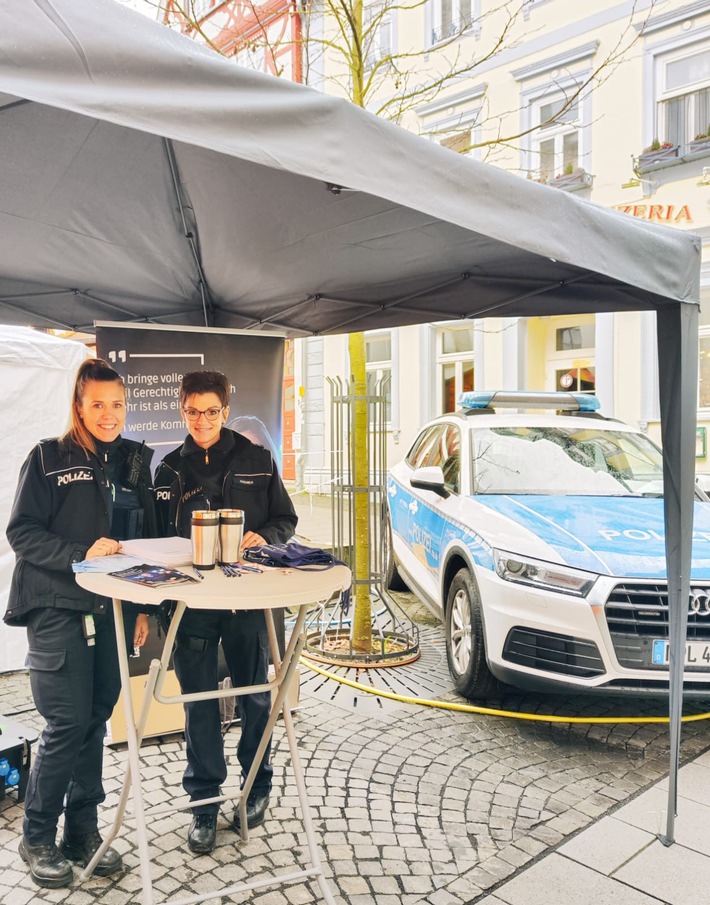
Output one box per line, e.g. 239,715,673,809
386,391,710,699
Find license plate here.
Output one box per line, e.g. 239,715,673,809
652,639,710,666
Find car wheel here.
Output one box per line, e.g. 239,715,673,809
383,513,408,591
445,568,498,700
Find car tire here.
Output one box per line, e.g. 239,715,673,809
384,513,408,591
445,568,498,700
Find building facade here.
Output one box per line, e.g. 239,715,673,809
160,0,710,489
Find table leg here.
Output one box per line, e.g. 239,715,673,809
81,599,169,901
235,605,307,841
238,606,337,905
117,598,157,902
272,607,337,905
80,654,161,880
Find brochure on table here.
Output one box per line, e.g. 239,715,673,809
71,536,193,576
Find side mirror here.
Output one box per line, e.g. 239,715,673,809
411,465,449,499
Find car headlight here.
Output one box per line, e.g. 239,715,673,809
493,550,597,597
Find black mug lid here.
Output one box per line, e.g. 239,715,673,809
191,510,219,523
218,509,244,523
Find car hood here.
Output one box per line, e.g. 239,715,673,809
473,495,710,579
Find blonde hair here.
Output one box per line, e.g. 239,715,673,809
61,358,125,456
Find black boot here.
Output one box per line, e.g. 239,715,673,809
188,814,218,854
19,838,74,888
232,791,270,831
61,831,123,877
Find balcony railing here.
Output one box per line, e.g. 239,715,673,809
431,15,474,45
634,137,710,174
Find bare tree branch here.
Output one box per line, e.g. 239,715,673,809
155,0,658,160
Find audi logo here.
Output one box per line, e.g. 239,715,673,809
689,589,710,616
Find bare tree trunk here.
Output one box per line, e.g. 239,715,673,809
349,331,372,652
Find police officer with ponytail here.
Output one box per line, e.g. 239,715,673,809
4,359,156,889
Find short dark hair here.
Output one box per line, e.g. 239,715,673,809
180,370,230,408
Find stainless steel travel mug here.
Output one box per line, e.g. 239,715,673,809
191,510,220,570
218,509,244,564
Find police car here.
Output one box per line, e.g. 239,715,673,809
386,391,710,699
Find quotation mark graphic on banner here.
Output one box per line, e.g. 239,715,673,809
108,350,127,363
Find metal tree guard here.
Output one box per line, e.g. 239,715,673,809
302,375,419,666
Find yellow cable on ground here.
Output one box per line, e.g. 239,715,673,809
300,657,710,725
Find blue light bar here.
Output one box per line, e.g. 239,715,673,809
459,391,496,409
458,391,600,412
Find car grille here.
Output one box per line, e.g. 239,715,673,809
605,582,710,670
503,628,605,677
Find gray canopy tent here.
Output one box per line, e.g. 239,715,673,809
0,0,701,843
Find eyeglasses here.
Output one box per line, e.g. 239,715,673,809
182,406,225,422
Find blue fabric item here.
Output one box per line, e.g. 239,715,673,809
243,543,351,613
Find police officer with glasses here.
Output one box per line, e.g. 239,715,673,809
154,370,297,855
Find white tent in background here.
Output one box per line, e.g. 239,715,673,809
0,328,87,671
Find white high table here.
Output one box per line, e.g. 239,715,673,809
76,564,351,905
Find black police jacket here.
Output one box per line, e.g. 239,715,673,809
153,428,297,542
4,437,156,626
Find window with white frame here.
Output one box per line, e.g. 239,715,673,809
432,106,481,155
418,87,484,159
429,0,476,46
441,129,472,153
546,316,595,393
364,4,393,70
531,91,582,182
437,324,474,413
365,331,392,423
515,44,595,183
655,41,710,149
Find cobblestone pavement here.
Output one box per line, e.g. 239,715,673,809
2,596,710,905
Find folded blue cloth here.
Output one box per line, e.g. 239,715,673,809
244,542,351,612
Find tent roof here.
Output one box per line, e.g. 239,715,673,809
0,0,700,336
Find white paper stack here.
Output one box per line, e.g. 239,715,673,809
119,537,193,566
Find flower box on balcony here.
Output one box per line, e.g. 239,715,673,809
688,137,710,156
551,168,593,191
637,142,679,167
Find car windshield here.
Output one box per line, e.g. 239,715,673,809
472,426,664,496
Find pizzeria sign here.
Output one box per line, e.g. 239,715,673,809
613,203,692,223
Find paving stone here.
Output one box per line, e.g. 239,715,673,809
0,886,42,905
338,875,372,895
3,603,710,905
425,888,466,905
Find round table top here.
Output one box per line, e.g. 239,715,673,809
76,564,351,611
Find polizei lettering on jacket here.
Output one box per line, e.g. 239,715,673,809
56,469,93,487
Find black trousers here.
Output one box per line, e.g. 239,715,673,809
23,607,120,844
173,608,273,815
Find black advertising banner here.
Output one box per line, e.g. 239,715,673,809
95,324,285,465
